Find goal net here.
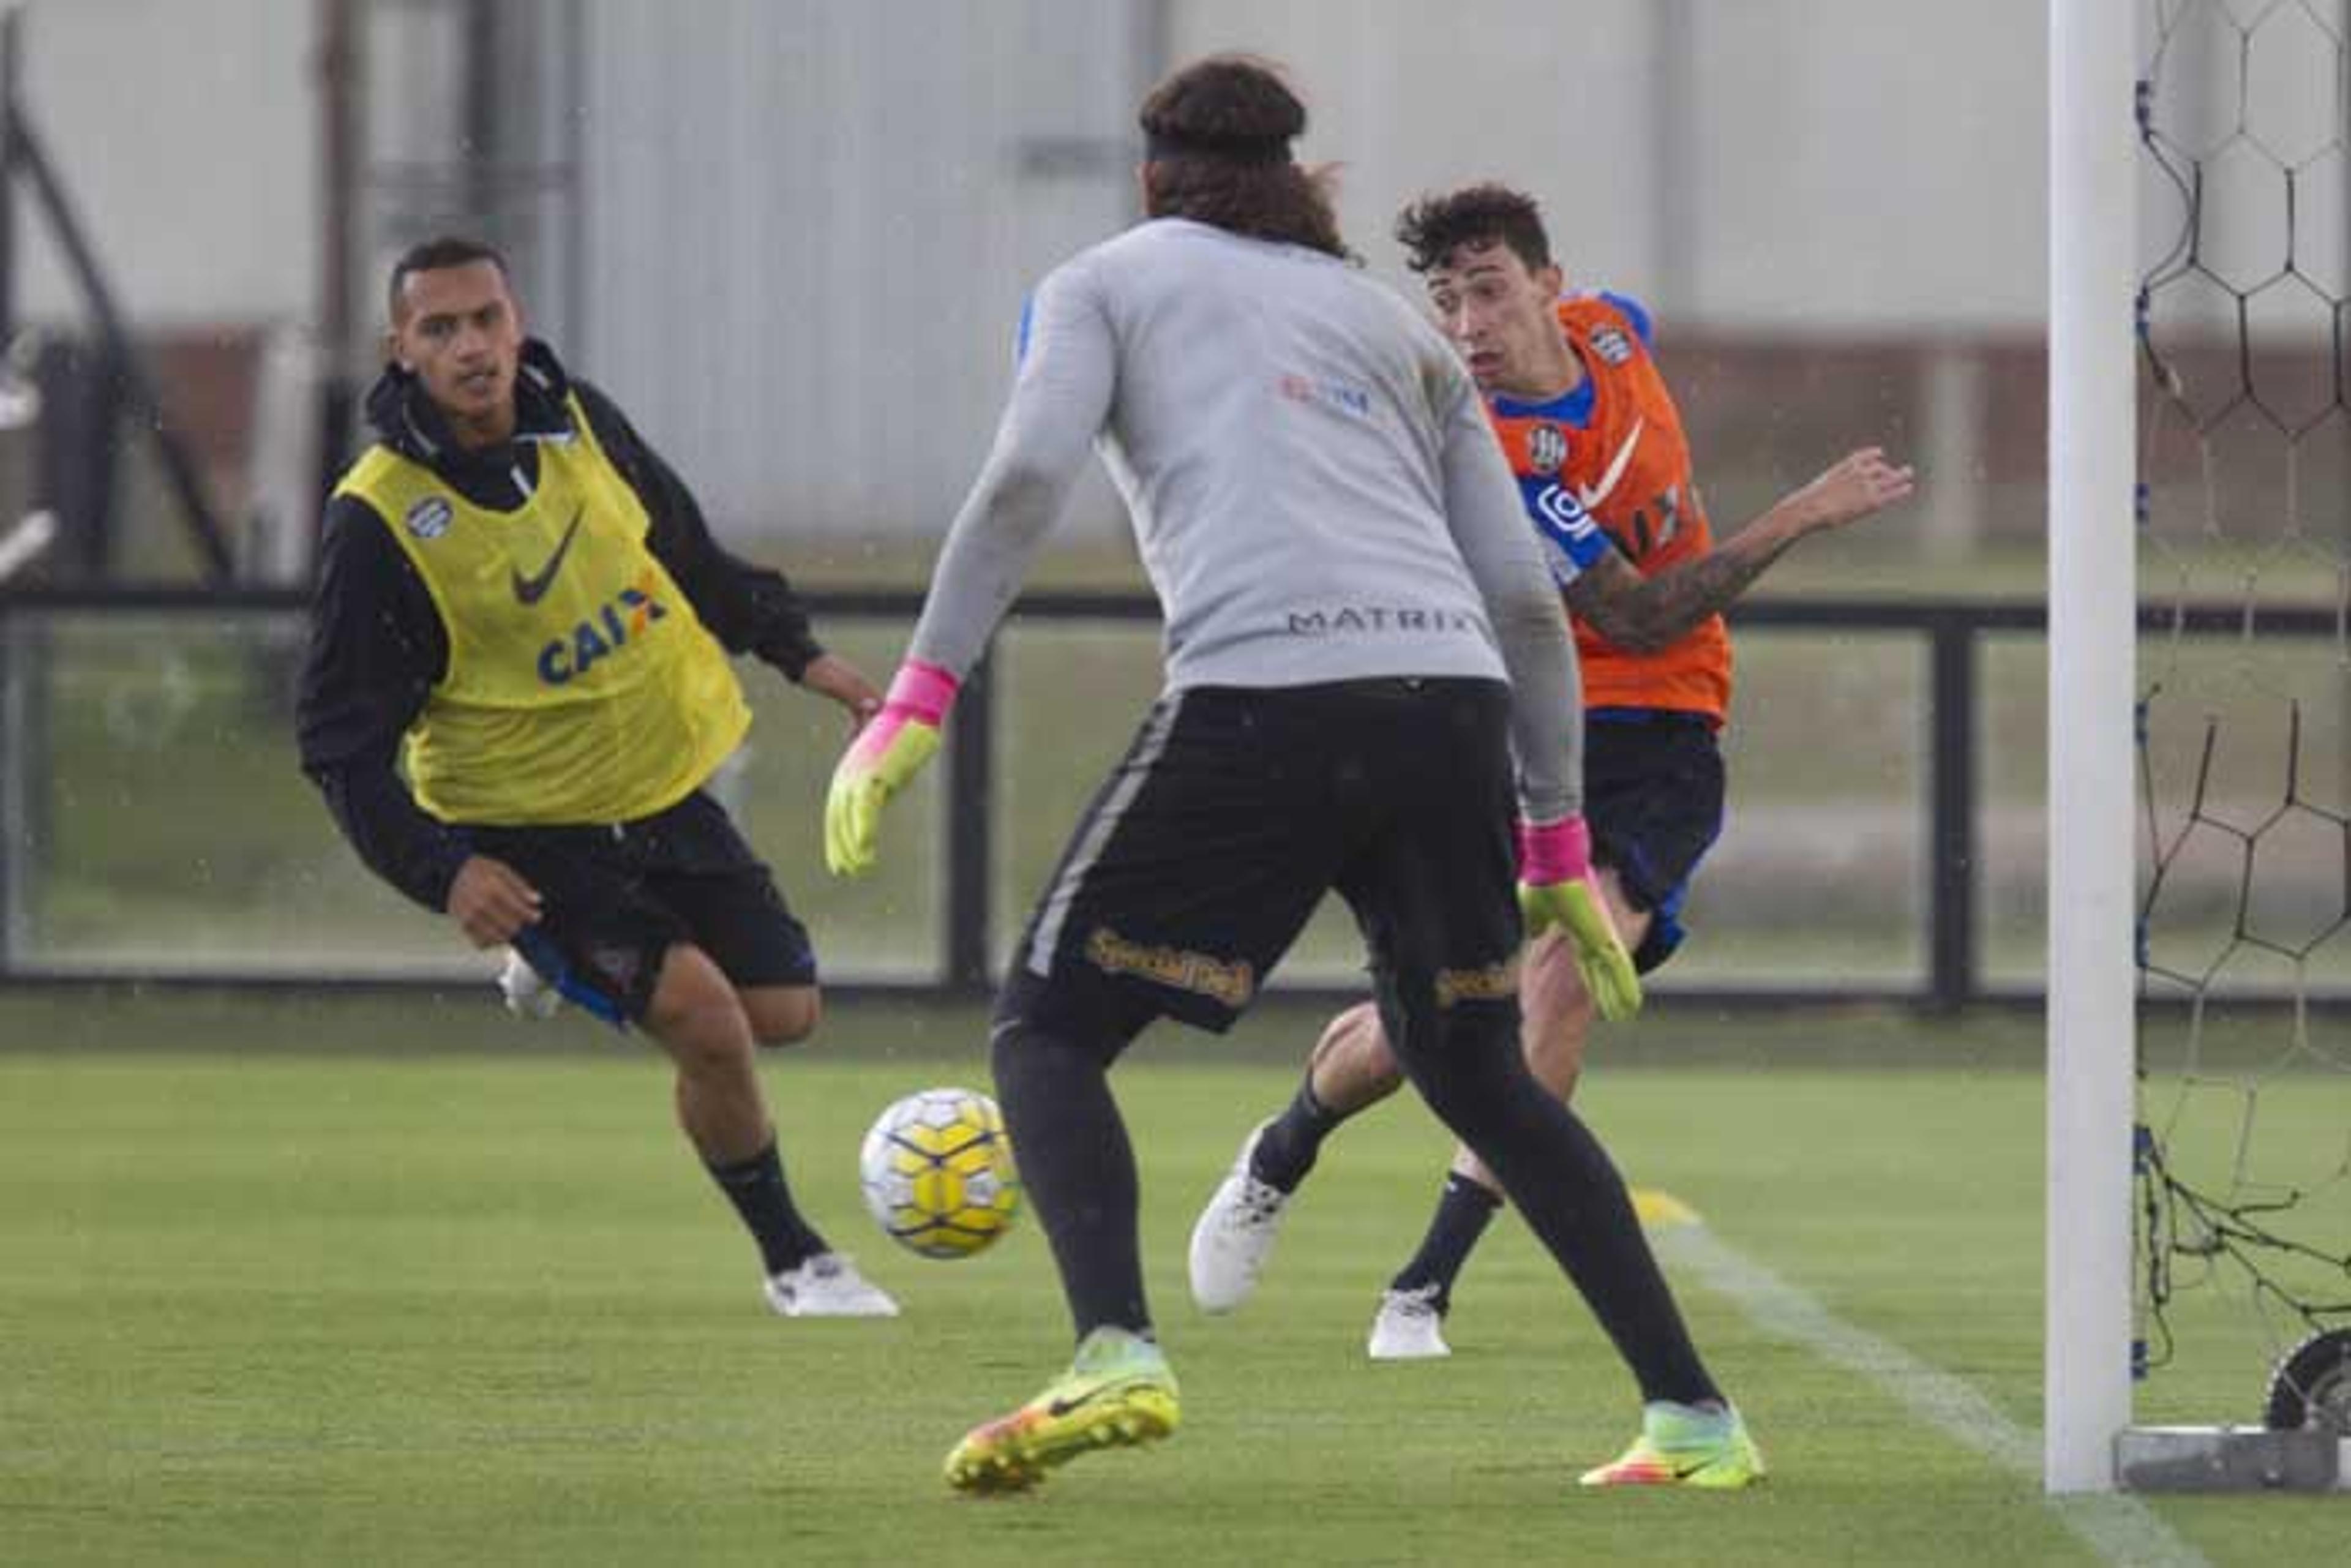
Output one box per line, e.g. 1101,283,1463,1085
2075,0,2351,1492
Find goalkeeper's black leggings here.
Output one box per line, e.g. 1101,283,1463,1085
1367,967,1722,1408
986,677,1721,1406
989,1021,1152,1339
992,989,1722,1408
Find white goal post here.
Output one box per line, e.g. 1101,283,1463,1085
2047,0,2350,1496
2044,0,2137,1496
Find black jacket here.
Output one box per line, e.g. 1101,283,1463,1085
296,340,826,912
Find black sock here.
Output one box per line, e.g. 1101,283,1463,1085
1250,1074,1346,1192
1502,1110,1720,1405
706,1139,828,1276
1387,1172,1502,1311
991,1022,1150,1340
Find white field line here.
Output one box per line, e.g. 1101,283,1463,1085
1654,1220,2207,1568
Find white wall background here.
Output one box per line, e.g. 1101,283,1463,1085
0,0,2094,539
9,0,2055,329
17,0,316,326
571,0,1150,538
1177,0,2046,331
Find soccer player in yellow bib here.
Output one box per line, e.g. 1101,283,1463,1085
298,238,897,1319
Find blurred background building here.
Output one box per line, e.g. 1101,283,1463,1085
7,0,2052,575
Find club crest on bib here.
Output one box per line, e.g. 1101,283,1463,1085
403,495,455,540
1525,423,1568,475
1589,326,1635,367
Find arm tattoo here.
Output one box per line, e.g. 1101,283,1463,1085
1565,532,1801,654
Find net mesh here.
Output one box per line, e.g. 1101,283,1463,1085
2133,0,2351,1422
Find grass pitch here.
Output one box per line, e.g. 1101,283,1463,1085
0,991,2342,1566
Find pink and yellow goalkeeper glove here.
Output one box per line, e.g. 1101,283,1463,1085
824,660,959,877
1517,814,1643,1022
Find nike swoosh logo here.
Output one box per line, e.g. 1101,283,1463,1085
1573,416,1644,512
510,505,584,606
1044,1378,1152,1419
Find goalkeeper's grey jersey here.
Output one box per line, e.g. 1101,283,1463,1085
906,217,1585,818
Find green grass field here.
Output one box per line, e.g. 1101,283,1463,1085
1,991,2344,1566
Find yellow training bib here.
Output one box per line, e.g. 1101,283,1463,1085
332,395,750,825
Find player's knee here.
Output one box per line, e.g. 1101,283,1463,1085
649,1005,754,1078
1519,934,1597,1082
745,985,820,1048
643,948,755,1069
1520,1021,1588,1099
1310,1000,1407,1109
1411,1007,1532,1129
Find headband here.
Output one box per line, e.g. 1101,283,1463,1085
1144,128,1292,167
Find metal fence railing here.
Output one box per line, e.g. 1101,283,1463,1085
1,584,2339,1012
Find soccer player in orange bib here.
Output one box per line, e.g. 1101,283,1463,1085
827,58,1792,1492
1190,184,1911,1481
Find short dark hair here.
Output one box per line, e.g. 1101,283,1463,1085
1138,54,1346,260
1394,184,1554,276
387,236,510,321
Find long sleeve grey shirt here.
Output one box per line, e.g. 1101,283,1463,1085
907,217,1586,820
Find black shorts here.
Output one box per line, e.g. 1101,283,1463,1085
467,789,815,1025
997,677,1521,1051
1583,710,1726,973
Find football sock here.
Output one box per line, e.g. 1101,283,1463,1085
706,1138,828,1275
1386,1172,1502,1310
991,1021,1151,1341
1482,1105,1718,1405
1249,1074,1346,1192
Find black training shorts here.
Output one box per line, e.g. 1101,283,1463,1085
468,789,815,1024
1582,710,1726,973
998,677,1521,1050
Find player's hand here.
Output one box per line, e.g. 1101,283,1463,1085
446,855,542,948
824,659,959,877
1786,446,1916,535
1515,816,1642,1022
798,651,887,735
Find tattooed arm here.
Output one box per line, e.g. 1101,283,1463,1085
1566,447,1916,654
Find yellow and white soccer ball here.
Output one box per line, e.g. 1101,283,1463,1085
858,1087,1021,1259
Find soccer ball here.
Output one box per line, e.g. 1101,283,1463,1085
858,1087,1021,1259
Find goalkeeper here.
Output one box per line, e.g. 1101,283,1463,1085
1188,182,1915,1376
297,238,897,1321
827,56,1757,1493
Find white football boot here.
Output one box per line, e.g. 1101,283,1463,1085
1366,1285,1452,1360
763,1253,900,1318
1187,1123,1294,1313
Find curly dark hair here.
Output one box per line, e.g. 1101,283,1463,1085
1393,184,1554,276
1138,54,1346,260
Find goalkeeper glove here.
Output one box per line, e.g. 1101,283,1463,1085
824,659,959,877
1516,814,1643,1022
